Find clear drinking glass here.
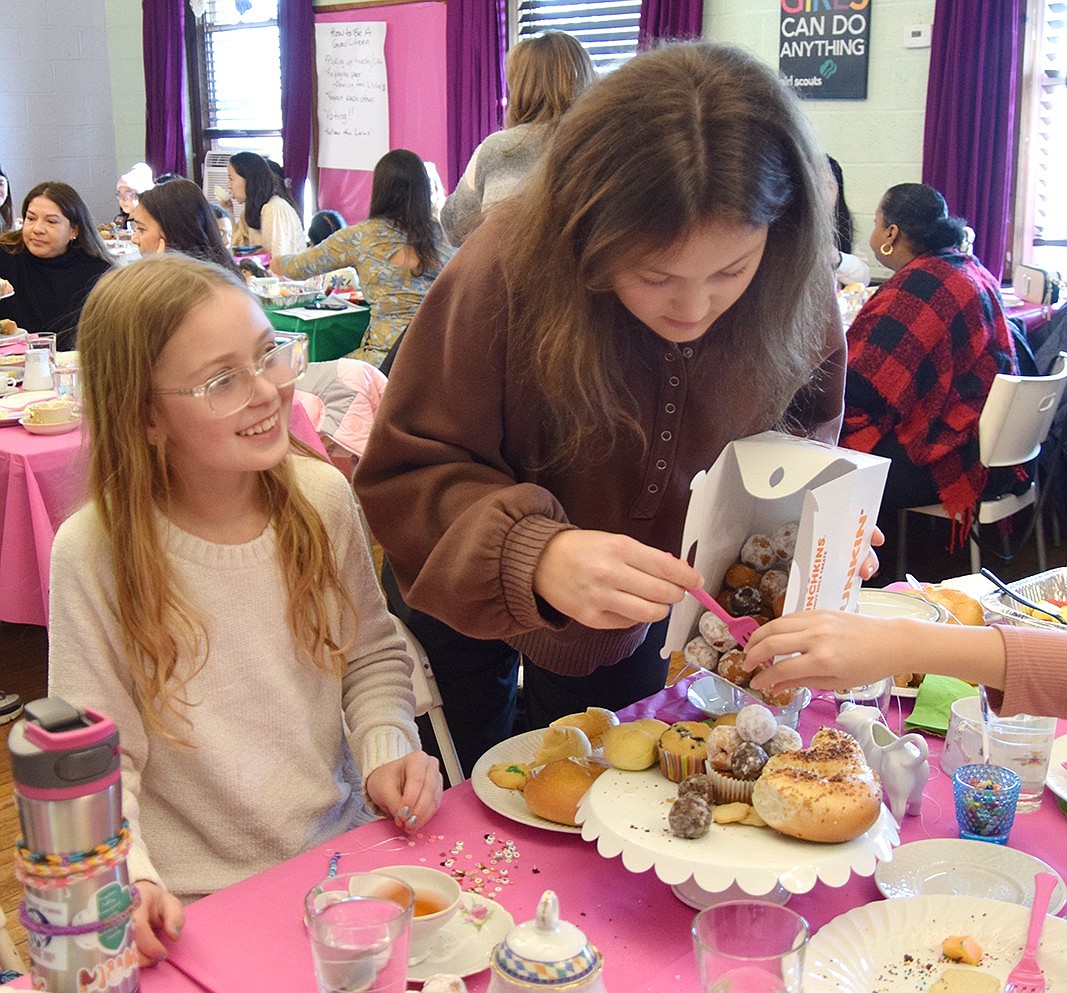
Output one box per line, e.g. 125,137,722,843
833,676,892,718
691,901,809,993
304,873,414,993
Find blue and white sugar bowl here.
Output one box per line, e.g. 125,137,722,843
488,890,605,992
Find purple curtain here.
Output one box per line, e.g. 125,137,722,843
279,0,314,214
638,0,703,48
445,0,507,189
142,0,186,176
922,0,1024,282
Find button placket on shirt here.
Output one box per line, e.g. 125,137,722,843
631,345,687,517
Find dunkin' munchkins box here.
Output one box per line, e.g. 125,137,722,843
663,431,890,658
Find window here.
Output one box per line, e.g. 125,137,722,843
511,0,642,73
1015,0,1067,276
186,0,284,176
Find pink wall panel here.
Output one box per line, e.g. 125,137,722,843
315,3,448,224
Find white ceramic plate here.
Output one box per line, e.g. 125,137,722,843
406,891,513,982
471,729,584,834
1047,733,1067,802
804,894,1067,991
577,766,899,897
0,389,57,425
20,416,79,436
875,838,1067,912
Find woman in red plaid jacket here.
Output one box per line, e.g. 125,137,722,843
840,183,1017,541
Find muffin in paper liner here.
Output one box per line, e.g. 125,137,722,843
657,722,710,783
705,762,756,803
658,748,706,784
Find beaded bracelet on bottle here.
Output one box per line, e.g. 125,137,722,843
19,886,141,938
14,821,132,888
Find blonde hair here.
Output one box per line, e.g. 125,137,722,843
505,31,596,128
78,254,357,742
497,42,836,467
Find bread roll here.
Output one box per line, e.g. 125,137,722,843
751,727,881,843
0,317,16,335
602,718,668,770
902,585,984,626
550,706,620,747
531,726,592,766
522,756,610,826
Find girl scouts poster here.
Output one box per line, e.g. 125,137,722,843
779,0,871,100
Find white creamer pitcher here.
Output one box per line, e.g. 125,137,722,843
22,349,53,391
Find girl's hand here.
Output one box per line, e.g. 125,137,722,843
743,610,902,692
860,526,884,581
365,751,443,833
132,879,184,966
533,530,702,629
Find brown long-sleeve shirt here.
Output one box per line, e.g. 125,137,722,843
355,220,846,676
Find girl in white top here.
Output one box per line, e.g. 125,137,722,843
48,254,442,967
225,151,306,257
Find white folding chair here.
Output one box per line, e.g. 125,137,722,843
350,499,464,787
896,352,1067,577
393,615,465,789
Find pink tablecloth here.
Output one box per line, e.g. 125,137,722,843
0,401,328,626
137,683,1066,993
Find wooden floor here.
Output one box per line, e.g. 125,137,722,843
1,622,48,971
0,511,1063,973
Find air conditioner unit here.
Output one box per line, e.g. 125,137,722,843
203,151,231,206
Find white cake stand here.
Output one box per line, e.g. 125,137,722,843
577,767,899,910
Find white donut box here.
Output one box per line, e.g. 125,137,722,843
663,430,890,658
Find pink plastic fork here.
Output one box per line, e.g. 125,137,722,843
1004,871,1058,993
685,587,759,647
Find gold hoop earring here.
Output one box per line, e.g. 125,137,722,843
879,242,894,257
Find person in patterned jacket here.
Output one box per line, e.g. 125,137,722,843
840,183,1017,543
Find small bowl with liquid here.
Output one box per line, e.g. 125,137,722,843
374,864,461,964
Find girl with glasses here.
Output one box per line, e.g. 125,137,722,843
47,253,443,968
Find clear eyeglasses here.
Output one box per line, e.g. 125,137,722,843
152,335,308,418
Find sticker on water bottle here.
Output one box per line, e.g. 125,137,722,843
73,881,133,952
22,890,69,970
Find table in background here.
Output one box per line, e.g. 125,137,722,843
267,305,370,362
0,402,328,627
1003,290,1064,337
152,683,1067,993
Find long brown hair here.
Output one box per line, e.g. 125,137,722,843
505,31,596,128
497,42,835,467
0,181,112,262
77,254,357,742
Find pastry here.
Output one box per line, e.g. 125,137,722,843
684,635,719,671
522,756,610,826
751,728,881,843
487,762,531,791
734,703,777,745
698,611,738,653
677,773,716,806
668,794,711,839
549,706,619,748
601,718,668,771
531,725,592,766
657,721,710,783
739,533,775,571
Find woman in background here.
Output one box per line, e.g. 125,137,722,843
827,155,870,286
226,151,305,257
440,31,595,245
840,183,1017,539
271,150,454,367
0,164,13,232
0,181,112,349
130,178,243,278
308,208,346,246
115,162,154,228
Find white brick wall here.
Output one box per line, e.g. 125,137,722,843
706,0,936,281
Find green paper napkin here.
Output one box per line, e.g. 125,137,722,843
904,675,979,735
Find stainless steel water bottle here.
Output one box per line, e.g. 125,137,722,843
9,697,139,993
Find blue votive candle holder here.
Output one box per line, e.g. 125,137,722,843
952,763,1022,844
